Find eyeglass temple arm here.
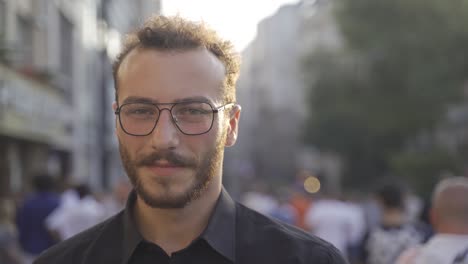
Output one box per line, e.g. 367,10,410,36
214,103,237,113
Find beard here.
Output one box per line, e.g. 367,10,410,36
119,135,225,209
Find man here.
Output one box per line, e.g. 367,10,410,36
16,173,60,260
397,177,468,264
360,183,427,264
34,15,347,263
305,191,354,257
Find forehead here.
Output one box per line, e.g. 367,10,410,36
117,48,226,104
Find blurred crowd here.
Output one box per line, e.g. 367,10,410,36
0,174,131,264
1,172,467,264
241,176,468,264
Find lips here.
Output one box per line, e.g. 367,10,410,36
149,160,179,167
136,151,196,177
144,162,187,177
137,151,195,168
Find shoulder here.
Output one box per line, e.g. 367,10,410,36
33,212,123,264
235,203,348,264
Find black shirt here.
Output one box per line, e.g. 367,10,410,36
34,188,348,264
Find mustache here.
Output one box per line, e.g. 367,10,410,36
136,150,196,167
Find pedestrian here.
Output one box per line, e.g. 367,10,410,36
360,183,427,264
16,173,60,261
44,183,80,242
305,191,354,258
46,184,105,240
397,177,468,264
34,15,347,263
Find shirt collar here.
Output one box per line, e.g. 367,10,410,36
122,191,142,264
200,187,236,262
121,187,236,263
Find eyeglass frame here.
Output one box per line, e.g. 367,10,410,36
114,101,237,136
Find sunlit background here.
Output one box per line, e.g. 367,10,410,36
162,0,300,51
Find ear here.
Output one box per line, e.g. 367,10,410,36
225,104,241,147
112,102,118,112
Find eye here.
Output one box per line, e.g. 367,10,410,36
132,108,154,115
123,105,157,117
175,102,212,115
187,108,208,115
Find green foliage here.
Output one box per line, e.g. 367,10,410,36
390,149,463,198
303,0,468,192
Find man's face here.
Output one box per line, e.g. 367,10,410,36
114,48,240,209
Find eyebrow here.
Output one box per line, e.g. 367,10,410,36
121,96,213,105
121,96,155,104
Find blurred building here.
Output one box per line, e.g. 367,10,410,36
0,0,160,196
225,0,343,195
0,0,78,195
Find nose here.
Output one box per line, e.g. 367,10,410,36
149,108,180,150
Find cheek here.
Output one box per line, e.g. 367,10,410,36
202,127,227,150
118,133,146,155
184,133,216,154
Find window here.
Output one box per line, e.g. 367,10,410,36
58,11,74,101
0,0,6,62
17,15,34,65
59,12,73,77
0,0,6,38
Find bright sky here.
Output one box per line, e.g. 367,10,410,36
161,0,300,52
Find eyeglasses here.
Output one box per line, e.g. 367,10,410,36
115,101,235,136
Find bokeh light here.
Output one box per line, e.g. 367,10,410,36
304,176,321,194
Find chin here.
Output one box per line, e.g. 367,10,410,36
136,177,210,209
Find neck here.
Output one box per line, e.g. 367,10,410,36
133,182,222,255
437,222,468,235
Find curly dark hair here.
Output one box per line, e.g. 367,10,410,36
112,15,241,104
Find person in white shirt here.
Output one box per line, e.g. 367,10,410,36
241,183,278,216
343,196,366,263
397,177,468,264
305,193,353,257
45,184,106,241
45,188,80,240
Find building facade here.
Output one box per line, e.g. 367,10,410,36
0,0,160,196
1,0,78,195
